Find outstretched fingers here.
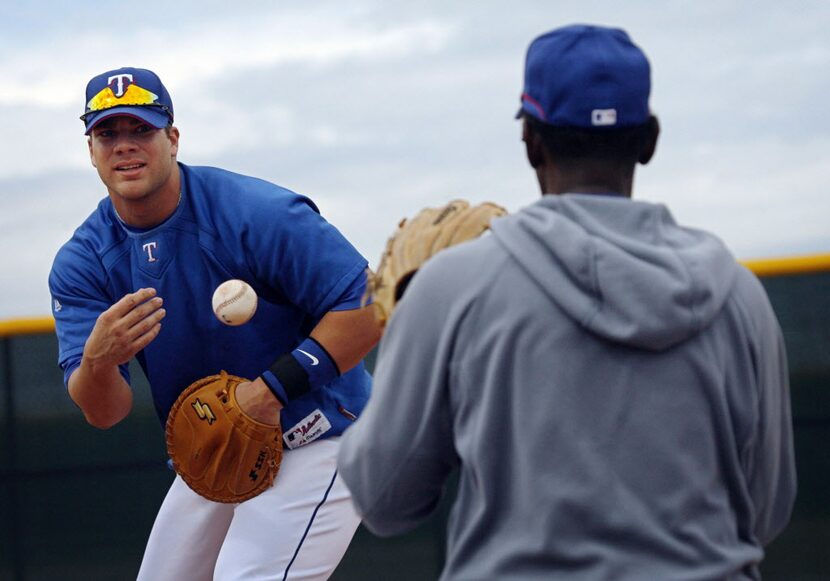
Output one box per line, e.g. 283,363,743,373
87,288,167,367
122,290,166,338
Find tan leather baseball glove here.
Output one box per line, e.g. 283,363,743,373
367,199,507,328
166,371,283,503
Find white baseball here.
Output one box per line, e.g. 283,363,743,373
212,279,258,326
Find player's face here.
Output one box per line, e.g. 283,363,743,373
88,116,179,205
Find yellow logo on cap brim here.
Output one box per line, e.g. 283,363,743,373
86,84,159,112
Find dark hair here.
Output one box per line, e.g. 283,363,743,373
525,115,653,164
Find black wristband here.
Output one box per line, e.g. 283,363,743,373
268,352,311,401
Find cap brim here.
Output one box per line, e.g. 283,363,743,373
83,106,171,135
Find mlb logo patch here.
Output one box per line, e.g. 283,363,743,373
591,109,617,126
283,409,332,449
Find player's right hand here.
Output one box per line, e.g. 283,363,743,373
82,288,166,370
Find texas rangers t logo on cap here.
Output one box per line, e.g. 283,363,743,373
108,73,134,97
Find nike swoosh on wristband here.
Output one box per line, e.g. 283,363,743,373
297,349,319,366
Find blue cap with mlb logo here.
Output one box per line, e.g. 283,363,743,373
517,25,651,129
80,67,174,134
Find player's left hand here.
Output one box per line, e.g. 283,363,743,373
235,377,283,425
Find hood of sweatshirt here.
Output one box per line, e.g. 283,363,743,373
490,194,738,351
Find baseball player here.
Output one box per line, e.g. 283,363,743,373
338,25,797,579
49,67,380,580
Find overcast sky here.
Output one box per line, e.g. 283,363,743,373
2,1,828,319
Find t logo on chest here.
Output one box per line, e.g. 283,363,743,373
133,232,176,279
143,241,159,262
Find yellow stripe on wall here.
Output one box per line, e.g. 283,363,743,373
0,317,56,337
0,253,828,337
740,253,830,278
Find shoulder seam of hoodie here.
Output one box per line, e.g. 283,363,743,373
660,205,703,334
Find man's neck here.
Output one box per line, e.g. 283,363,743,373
538,163,634,198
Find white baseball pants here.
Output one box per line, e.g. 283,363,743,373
137,437,361,580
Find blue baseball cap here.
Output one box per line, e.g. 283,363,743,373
80,67,174,134
517,25,651,129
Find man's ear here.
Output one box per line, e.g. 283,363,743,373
168,126,180,157
522,119,544,169
88,137,97,168
638,115,660,165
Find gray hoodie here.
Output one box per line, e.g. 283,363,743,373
338,194,796,580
